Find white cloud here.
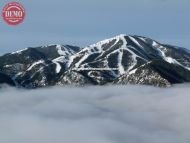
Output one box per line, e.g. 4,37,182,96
0,84,190,143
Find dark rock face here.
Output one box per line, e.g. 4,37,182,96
0,35,190,88
0,72,15,86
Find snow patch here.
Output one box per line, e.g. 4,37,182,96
12,72,23,80
158,48,190,71
56,45,74,56
27,60,44,71
11,48,28,54
152,41,158,47
75,52,90,68
165,57,177,64
56,45,66,56
117,36,126,74
138,37,147,42
52,61,61,73
53,54,71,63
4,65,12,68
121,37,140,73
129,68,137,75
89,34,126,50
129,36,144,49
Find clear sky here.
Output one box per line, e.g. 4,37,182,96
0,0,190,54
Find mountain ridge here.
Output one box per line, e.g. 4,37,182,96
0,34,190,88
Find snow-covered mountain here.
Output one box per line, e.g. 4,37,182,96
1,34,190,88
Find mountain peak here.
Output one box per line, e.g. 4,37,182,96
88,34,127,48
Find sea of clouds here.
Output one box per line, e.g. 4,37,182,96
0,84,190,143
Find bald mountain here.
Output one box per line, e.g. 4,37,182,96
0,35,190,88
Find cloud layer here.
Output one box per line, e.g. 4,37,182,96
0,84,190,143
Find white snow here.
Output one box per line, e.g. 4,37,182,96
165,57,176,64
12,72,23,80
27,60,44,71
56,45,67,56
53,62,61,73
56,45,74,56
129,36,144,49
129,68,137,75
73,34,127,69
73,34,148,75
89,34,126,50
52,54,62,73
53,56,68,63
4,65,12,68
43,44,56,47
11,48,28,54
121,36,140,73
156,46,178,64
67,55,75,68
166,57,190,71
138,37,146,42
75,52,90,68
127,45,148,61
152,41,158,47
105,48,125,74
128,61,152,75
52,58,62,73
117,36,126,74
156,46,190,71
90,35,127,75
30,67,45,80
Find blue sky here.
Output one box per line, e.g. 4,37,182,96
0,0,190,54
